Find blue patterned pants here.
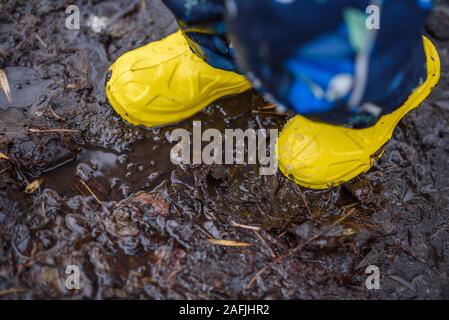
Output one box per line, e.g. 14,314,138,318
162,0,435,127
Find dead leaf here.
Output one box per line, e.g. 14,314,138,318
0,69,12,105
343,228,356,236
0,152,9,160
131,192,169,215
207,239,252,247
25,178,44,194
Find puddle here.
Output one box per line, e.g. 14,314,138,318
0,67,52,109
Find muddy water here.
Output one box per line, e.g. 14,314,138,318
0,67,52,109
1,0,449,299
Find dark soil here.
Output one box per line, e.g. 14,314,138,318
1,0,449,300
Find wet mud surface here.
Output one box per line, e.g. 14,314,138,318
1,0,449,299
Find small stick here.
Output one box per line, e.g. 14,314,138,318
252,110,287,116
0,288,29,296
193,223,214,238
274,208,356,263
246,208,356,290
35,34,47,48
0,69,12,105
245,266,268,290
28,128,78,134
79,179,102,205
296,185,312,218
231,221,260,231
140,0,147,10
277,231,287,239
253,230,276,258
259,104,276,110
48,105,64,120
207,239,252,247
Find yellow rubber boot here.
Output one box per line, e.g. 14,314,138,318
277,37,440,190
106,31,251,127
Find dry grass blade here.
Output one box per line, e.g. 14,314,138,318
253,230,276,258
208,239,252,247
245,266,268,290
0,288,29,296
79,179,102,205
0,152,10,160
25,178,44,194
296,185,312,218
48,105,64,120
252,110,287,116
259,104,276,110
35,34,47,48
28,128,78,134
0,69,13,105
230,221,260,231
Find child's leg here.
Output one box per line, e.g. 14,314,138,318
224,0,434,127
161,0,238,72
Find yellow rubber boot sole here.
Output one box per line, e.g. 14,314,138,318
277,37,440,190
106,31,252,127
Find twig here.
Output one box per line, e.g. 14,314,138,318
387,275,416,292
0,69,12,105
245,266,268,290
253,230,276,258
28,128,78,134
140,0,147,10
274,208,356,263
252,110,287,116
259,104,276,110
208,239,252,247
48,105,64,120
0,288,29,296
230,221,260,231
35,34,47,48
194,224,214,238
296,185,312,218
79,179,102,205
277,231,287,239
245,208,356,290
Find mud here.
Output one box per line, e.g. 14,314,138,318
1,0,449,300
